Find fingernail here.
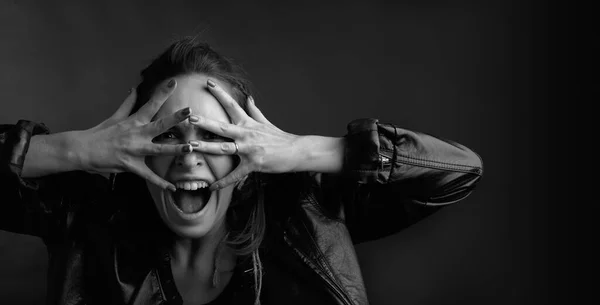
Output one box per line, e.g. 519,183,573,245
189,115,200,123
189,140,200,147
210,183,220,191
182,144,193,153
167,79,175,88
248,96,254,104
128,87,134,94
168,185,176,192
207,79,216,88
182,107,191,116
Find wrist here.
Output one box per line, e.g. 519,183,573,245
62,130,89,172
22,130,86,178
294,135,345,173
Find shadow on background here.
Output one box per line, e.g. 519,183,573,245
0,0,552,304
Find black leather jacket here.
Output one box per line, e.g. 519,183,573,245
0,118,482,305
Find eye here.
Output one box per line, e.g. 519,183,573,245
153,131,178,143
202,132,227,142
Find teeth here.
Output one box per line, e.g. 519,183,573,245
174,181,209,190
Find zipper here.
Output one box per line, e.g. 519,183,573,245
378,154,391,170
283,231,354,305
395,153,482,174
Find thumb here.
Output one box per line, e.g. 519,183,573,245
209,167,250,191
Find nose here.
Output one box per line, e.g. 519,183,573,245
175,150,206,168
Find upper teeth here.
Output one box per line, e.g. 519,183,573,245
175,181,209,191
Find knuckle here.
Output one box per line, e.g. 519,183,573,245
254,156,265,168
252,154,265,172
238,118,249,126
220,123,229,132
246,130,260,139
150,121,166,134
252,144,266,155
226,100,237,109
128,117,143,127
115,121,129,131
155,119,166,131
115,136,130,151
152,144,163,154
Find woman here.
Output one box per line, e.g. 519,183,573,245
0,37,483,305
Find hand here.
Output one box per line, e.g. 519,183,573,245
190,80,303,190
75,79,193,191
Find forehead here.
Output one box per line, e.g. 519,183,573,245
153,74,232,123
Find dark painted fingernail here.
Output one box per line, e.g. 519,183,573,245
189,115,200,123
207,79,216,88
182,144,193,153
189,140,200,147
182,107,191,116
167,79,175,88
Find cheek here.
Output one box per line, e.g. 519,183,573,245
205,155,236,178
146,156,172,176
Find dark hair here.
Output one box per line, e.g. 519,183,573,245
131,37,265,304
131,37,253,115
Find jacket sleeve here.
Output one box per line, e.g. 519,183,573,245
0,120,110,245
313,118,483,244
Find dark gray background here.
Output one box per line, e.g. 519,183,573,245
0,0,553,304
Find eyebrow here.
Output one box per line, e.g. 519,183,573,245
168,123,203,133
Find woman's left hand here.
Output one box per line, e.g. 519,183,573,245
191,80,304,190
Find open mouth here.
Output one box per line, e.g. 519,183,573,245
172,188,212,213
166,181,213,215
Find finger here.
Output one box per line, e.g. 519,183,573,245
138,142,197,156
190,141,239,155
206,79,248,124
130,162,176,192
188,115,244,139
245,96,273,125
109,88,138,121
146,106,192,136
136,79,177,123
209,166,251,191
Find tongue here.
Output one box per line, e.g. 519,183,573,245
173,189,209,213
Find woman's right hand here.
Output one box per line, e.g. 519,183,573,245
74,79,192,191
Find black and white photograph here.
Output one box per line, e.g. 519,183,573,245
1,1,561,304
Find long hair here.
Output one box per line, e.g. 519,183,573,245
129,37,265,304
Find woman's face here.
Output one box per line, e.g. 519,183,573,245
145,74,236,239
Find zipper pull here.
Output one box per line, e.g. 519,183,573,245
379,154,391,170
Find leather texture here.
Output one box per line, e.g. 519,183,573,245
0,118,483,305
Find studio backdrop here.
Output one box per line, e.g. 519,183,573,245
0,1,548,304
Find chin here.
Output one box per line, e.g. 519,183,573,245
166,220,218,239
